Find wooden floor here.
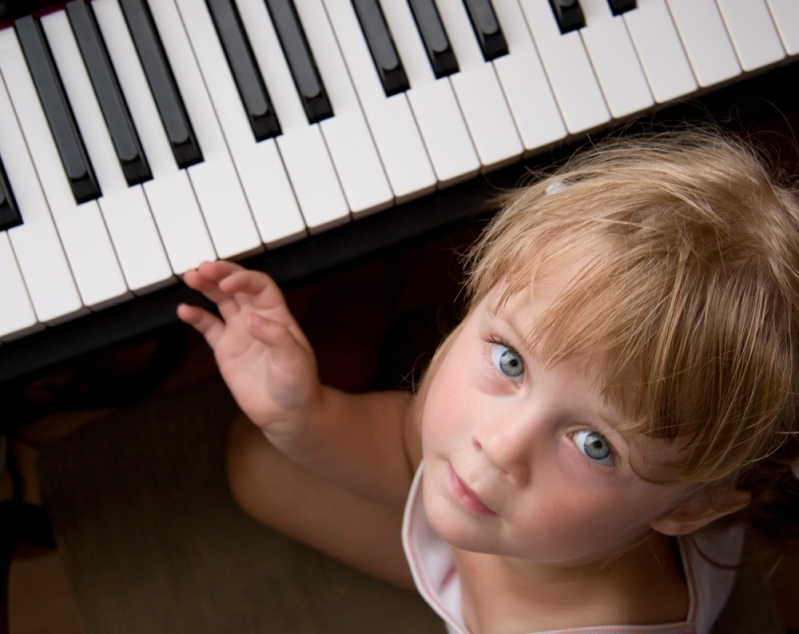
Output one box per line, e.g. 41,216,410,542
4,328,224,634
9,551,84,634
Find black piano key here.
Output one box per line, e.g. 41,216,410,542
118,0,203,169
0,156,22,231
407,0,458,79
462,0,508,61
15,15,101,205
549,0,585,33
549,0,585,35
66,0,152,186
607,0,636,16
265,0,333,123
206,0,281,140
264,0,332,124
351,0,409,97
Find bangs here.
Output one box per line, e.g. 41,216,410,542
464,136,799,487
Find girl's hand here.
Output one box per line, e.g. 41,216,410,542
177,261,321,431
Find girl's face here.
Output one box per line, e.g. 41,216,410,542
420,272,689,568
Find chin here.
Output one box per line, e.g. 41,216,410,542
423,493,496,553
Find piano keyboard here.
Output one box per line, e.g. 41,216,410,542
0,0,797,374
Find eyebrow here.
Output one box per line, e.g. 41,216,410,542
494,307,538,357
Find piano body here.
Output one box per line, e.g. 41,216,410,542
0,0,797,384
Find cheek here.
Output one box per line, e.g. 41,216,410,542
507,473,673,560
556,446,679,532
507,497,645,561
421,372,469,452
420,346,481,447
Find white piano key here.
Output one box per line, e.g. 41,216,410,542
321,0,437,202
92,0,216,274
666,0,740,87
0,233,43,340
579,0,654,118
378,0,480,186
146,0,263,258
623,0,697,103
0,67,84,324
519,0,610,134
715,0,785,71
41,11,174,294
434,0,523,169
233,0,348,234
293,0,393,216
766,0,799,56
174,0,312,240
491,0,566,154
0,27,129,309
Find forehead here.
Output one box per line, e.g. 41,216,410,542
493,252,589,302
485,259,597,349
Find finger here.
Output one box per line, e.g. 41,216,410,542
223,271,313,347
219,269,273,298
182,268,242,321
182,268,213,292
220,270,291,316
182,269,228,302
219,270,304,337
198,259,244,281
177,304,226,348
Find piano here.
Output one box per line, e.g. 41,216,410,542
0,0,797,384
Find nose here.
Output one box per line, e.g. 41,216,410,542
471,411,539,486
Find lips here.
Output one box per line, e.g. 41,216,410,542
447,464,496,516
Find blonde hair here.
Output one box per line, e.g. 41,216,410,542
460,130,799,528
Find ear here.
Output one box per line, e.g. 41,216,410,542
650,489,751,537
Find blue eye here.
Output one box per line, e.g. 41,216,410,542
491,343,524,381
574,430,614,466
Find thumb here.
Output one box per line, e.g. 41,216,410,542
247,314,319,412
247,313,310,366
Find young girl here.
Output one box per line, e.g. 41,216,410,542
177,131,799,634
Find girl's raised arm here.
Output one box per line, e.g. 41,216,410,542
178,261,416,508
